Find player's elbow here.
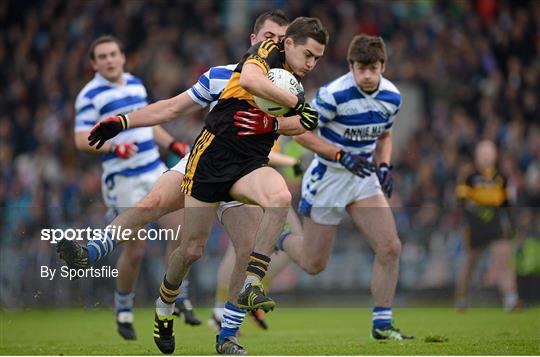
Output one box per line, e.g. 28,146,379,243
239,72,257,93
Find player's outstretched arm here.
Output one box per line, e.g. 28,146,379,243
87,91,201,149
295,132,375,178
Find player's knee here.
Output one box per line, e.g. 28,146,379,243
376,238,401,262
304,258,327,275
183,240,206,264
261,188,291,208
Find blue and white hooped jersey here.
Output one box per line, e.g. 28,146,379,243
74,72,161,179
187,64,237,111
310,72,401,167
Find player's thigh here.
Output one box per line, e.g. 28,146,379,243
139,170,185,211
222,204,263,251
346,194,399,252
489,238,512,265
159,208,184,251
183,194,218,241
229,166,291,207
302,217,338,264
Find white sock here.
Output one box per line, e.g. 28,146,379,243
503,292,518,310
155,298,174,317
242,275,260,291
213,307,225,321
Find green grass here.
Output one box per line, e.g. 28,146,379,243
1,307,538,355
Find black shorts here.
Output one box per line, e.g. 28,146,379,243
180,128,269,203
464,210,506,249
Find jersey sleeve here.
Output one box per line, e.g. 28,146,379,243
455,173,472,200
187,68,214,108
243,39,281,74
74,94,99,133
383,93,402,133
310,86,337,126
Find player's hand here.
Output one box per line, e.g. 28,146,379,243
284,92,306,116
169,141,190,158
335,150,376,178
111,142,138,159
88,114,130,149
233,108,278,136
377,163,393,198
292,161,304,177
298,104,318,131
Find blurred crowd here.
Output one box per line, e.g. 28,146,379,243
1,0,539,305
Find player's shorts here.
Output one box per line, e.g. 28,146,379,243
102,160,168,215
463,209,507,249
171,151,244,223
298,158,383,225
181,128,269,203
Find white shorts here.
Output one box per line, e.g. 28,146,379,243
102,162,168,214
170,154,244,223
298,158,383,225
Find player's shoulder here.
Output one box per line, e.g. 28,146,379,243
76,75,106,102
379,76,400,95
124,72,144,86
376,76,401,108
319,72,357,105
207,64,237,79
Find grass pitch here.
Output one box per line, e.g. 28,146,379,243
1,307,538,355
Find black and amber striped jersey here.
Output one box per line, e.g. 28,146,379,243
202,39,296,158
456,168,508,207
218,39,296,107
456,167,510,229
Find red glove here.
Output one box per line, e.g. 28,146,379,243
233,108,278,136
169,141,190,158
111,142,138,159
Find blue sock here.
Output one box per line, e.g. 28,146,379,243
276,230,290,251
87,231,116,265
114,290,135,314
372,306,392,329
219,301,246,342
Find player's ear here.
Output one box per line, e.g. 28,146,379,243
380,61,386,73
250,33,257,45
90,59,98,71
284,37,294,50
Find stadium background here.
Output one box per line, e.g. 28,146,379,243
1,0,539,313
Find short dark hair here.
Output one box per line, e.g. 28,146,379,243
285,17,329,46
347,34,386,65
253,10,289,34
88,35,123,60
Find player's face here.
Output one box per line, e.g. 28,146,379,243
91,42,125,83
284,37,325,77
475,140,497,169
250,20,287,45
350,61,385,93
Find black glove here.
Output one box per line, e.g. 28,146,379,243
377,163,393,198
292,161,304,177
298,104,319,131
335,150,376,178
285,93,306,116
88,114,129,149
